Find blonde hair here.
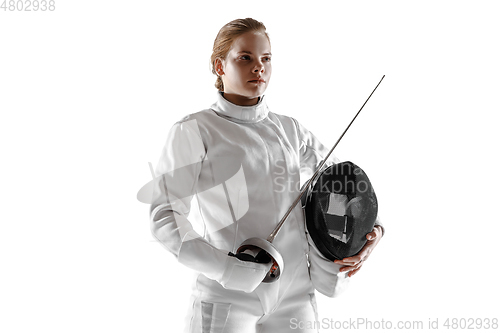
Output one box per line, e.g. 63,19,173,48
210,18,270,91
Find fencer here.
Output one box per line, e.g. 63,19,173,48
149,18,384,333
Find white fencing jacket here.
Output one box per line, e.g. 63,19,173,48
150,91,382,303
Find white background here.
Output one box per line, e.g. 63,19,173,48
1,1,499,332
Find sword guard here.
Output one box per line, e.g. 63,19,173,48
236,238,284,283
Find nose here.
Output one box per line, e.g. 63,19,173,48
253,61,264,73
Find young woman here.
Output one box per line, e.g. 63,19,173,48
150,18,384,333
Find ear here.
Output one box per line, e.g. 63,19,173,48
214,58,225,76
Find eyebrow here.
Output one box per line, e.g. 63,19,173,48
237,51,272,56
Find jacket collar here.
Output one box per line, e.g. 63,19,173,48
211,91,269,123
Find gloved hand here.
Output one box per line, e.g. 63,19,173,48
217,253,272,293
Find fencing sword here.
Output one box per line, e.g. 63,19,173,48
230,75,386,283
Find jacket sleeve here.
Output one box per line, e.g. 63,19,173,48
292,117,340,183
149,118,229,281
293,118,385,236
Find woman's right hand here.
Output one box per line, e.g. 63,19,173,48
217,254,272,293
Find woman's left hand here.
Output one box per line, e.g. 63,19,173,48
333,225,383,277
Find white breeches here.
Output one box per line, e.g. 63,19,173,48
184,259,319,333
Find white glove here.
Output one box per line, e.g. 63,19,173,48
217,254,272,293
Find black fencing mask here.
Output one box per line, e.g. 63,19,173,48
304,161,378,261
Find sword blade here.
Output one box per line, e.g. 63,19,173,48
267,75,386,243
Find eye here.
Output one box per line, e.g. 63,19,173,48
239,55,250,60
263,57,271,62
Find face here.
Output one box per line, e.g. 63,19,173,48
216,31,272,106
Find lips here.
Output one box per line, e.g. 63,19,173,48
249,78,265,83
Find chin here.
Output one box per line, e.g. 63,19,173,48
247,88,267,97
241,92,261,99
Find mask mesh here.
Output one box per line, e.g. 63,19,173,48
305,161,378,261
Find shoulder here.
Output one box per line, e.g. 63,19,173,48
268,111,301,132
162,109,217,149
268,111,311,140
172,108,215,126
168,108,221,137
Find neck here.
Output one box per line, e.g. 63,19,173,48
221,92,260,106
212,91,268,123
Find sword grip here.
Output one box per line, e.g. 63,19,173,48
228,251,256,262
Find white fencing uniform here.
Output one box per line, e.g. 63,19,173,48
150,91,381,333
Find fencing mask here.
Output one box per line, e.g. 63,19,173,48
304,161,378,261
